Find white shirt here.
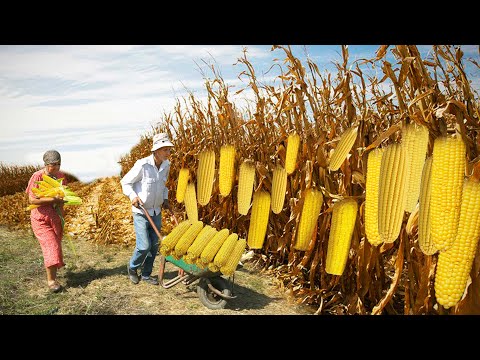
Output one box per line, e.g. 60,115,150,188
120,154,170,216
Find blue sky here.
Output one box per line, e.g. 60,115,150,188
0,45,478,183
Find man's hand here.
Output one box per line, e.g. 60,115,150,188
162,199,171,211
132,197,141,208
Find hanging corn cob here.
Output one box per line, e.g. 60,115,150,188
430,135,466,252
285,133,300,174
176,168,190,203
328,126,358,171
183,182,198,222
364,148,384,246
325,198,358,275
218,145,236,197
197,150,216,206
417,157,437,255
237,160,256,215
434,176,480,309
294,188,323,251
220,238,247,276
247,191,271,249
271,165,287,214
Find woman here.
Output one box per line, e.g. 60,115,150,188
26,150,68,293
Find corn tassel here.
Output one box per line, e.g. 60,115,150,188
430,135,466,251
418,157,437,255
247,191,271,249
237,160,256,215
294,188,323,251
325,198,358,275
434,177,480,309
197,150,216,206
271,165,287,214
364,148,384,246
183,182,198,222
378,143,408,244
159,220,192,256
198,228,230,268
220,238,247,276
218,145,236,196
176,168,190,203
328,126,358,171
285,133,300,175
173,221,204,258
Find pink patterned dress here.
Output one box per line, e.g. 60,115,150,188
26,170,68,269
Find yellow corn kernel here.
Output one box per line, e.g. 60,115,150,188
364,148,384,246
213,233,239,268
173,221,204,258
219,145,236,197
285,133,300,175
237,160,256,215
294,188,323,251
183,226,217,264
198,228,230,268
220,238,247,276
328,126,358,171
325,198,358,275
418,157,437,255
430,135,466,251
159,220,192,256
271,165,287,214
197,149,216,206
434,177,480,309
176,168,190,203
183,182,198,222
378,143,408,244
247,191,271,249
403,123,430,213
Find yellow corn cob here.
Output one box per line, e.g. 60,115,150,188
183,182,198,222
173,221,204,258
403,123,430,213
183,226,217,264
197,150,216,206
198,228,230,268
364,148,384,246
176,168,190,203
159,220,192,256
434,177,480,309
285,133,300,175
218,145,236,197
328,126,358,171
430,135,466,251
418,157,437,255
220,238,247,276
247,191,271,249
42,173,61,188
271,165,287,214
378,143,408,244
237,160,256,215
325,198,358,275
213,233,239,268
294,188,323,251
26,204,40,211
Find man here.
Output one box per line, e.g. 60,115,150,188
120,133,174,285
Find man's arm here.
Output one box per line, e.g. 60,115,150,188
120,161,143,206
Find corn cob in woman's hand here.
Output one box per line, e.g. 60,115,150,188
26,174,82,210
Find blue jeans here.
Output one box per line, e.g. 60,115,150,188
129,212,161,278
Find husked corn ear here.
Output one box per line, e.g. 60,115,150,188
183,226,217,264
294,188,323,251
285,133,300,174
176,168,190,203
328,126,358,171
325,198,358,275
219,145,236,196
42,173,62,188
182,225,211,264
26,204,40,211
434,177,480,309
403,123,430,213
271,165,287,214
213,233,239,268
365,148,384,246
198,228,230,267
247,191,271,249
160,220,192,256
378,143,408,244
430,135,466,251
183,182,198,222
418,157,437,255
174,221,204,258
220,238,247,276
237,160,256,215
197,150,216,206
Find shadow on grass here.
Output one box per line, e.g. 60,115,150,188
64,265,126,288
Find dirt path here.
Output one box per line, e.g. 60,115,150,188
0,225,315,315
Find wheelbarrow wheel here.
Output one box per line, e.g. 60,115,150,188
197,277,231,310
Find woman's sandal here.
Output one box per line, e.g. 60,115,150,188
48,282,63,293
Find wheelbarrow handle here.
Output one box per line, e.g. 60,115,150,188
137,199,179,237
